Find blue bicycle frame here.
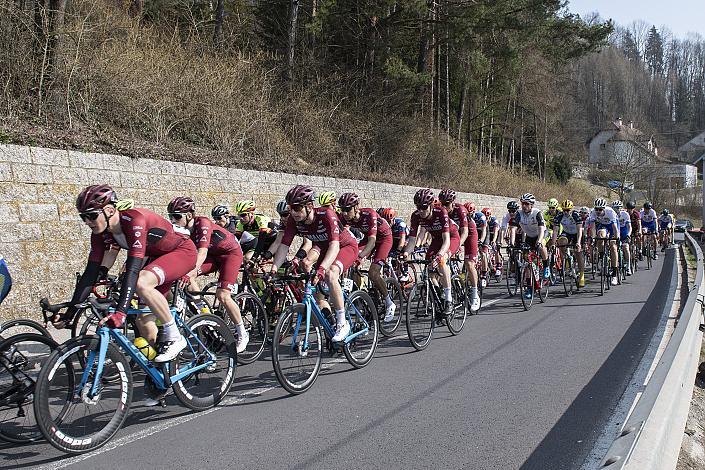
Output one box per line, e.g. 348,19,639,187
291,280,370,354
79,306,216,399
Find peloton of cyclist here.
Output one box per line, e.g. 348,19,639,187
167,197,249,353
338,192,396,322
612,200,633,276
551,199,585,287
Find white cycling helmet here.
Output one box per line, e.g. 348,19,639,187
519,193,536,204
594,198,607,209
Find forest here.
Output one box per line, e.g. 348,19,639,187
0,0,703,202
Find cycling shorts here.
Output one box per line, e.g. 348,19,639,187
145,239,198,295
659,222,672,231
368,236,392,266
525,235,542,249
619,227,631,242
558,233,578,245
464,229,479,262
597,224,616,239
200,252,243,292
312,241,359,273
427,233,460,260
642,220,657,234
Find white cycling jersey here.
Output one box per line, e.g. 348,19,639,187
553,210,582,235
658,214,672,227
640,208,657,223
501,212,514,230
513,208,544,238
617,210,631,229
588,206,618,227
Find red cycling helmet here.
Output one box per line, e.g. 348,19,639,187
339,192,360,209
286,185,315,205
380,208,396,222
414,188,434,207
76,184,118,213
438,189,456,204
167,196,196,214
464,201,476,213
481,207,492,217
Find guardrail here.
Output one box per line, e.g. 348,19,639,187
599,232,704,469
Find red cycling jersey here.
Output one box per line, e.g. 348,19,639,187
281,207,356,249
192,216,241,256
448,204,468,231
342,208,393,265
410,207,460,258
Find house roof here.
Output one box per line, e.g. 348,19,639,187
677,130,705,153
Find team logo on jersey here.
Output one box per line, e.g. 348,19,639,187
132,240,142,248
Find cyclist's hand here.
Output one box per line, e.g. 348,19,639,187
402,251,410,261
576,244,582,253
99,310,126,329
353,258,362,268
312,266,326,285
301,258,313,273
50,305,78,329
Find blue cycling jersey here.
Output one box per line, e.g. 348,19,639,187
0,256,12,305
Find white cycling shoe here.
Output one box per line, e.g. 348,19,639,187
611,276,618,286
236,333,250,354
154,335,187,363
470,295,481,312
383,303,396,322
331,321,350,342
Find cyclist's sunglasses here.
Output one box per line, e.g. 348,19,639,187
340,206,355,213
79,211,101,222
289,204,306,213
508,209,517,213
169,213,185,220
415,204,430,211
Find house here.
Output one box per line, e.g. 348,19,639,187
677,130,705,179
588,118,659,166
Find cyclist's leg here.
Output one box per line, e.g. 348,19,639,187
328,244,357,340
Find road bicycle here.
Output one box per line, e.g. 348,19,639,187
518,244,550,311
557,244,579,296
405,259,468,351
0,319,52,340
271,271,378,395
33,279,237,454
348,263,404,337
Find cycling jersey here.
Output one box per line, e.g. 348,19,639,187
473,212,487,229
221,216,240,235
410,207,460,258
616,210,631,240
640,208,657,223
448,204,468,232
0,255,11,305
543,209,559,231
487,216,499,234
235,213,271,238
342,208,393,265
391,217,409,239
501,212,520,230
191,216,243,291
658,214,673,229
235,213,276,255
553,211,582,235
512,208,545,238
588,207,618,238
628,209,641,232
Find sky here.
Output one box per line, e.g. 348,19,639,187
566,0,704,39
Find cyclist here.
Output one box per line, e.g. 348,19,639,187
482,207,502,280
211,205,239,234
513,193,551,291
439,190,480,312
470,204,489,278
234,200,277,262
167,197,249,353
612,200,633,276
338,192,396,322
588,198,620,286
265,200,312,261
626,201,642,261
501,201,521,248
269,185,359,342
658,209,673,250
403,188,460,317
543,198,560,249
0,254,11,305
317,191,337,208
640,202,658,259
379,207,411,283
551,200,585,287
65,184,196,362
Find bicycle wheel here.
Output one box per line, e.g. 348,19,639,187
506,256,519,297
0,319,52,340
34,336,132,454
561,255,574,297
171,314,237,410
378,278,404,337
228,292,268,365
520,264,535,311
0,333,58,443
343,290,378,368
272,304,323,395
447,275,468,335
405,282,434,351
538,263,550,303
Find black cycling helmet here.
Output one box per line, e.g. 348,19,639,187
626,201,635,210
662,209,669,216
643,201,653,210
276,200,289,216
507,201,519,211
211,205,229,218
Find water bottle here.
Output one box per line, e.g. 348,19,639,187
134,337,157,360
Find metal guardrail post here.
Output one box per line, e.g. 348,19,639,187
598,232,704,469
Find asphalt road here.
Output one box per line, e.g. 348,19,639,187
2,240,680,470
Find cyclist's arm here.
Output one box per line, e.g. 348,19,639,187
458,226,468,246
396,233,407,250
438,231,451,257
194,248,209,274
359,235,376,259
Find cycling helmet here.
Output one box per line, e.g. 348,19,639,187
481,207,492,217
519,193,536,204
414,188,435,207
438,189,457,204
376,207,385,216
507,201,519,211
211,204,229,218
115,199,134,211
276,200,289,216
612,200,623,210
464,201,476,213
579,206,590,215
339,192,360,209
316,191,337,207
560,199,574,211
593,198,607,209
626,201,636,210
380,208,396,222
643,201,653,210
662,209,669,216
234,200,256,215
547,198,559,209
76,184,118,212
286,185,315,205
167,196,195,214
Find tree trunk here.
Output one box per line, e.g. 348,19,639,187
286,0,299,81
519,107,524,173
543,107,549,182
213,0,224,47
457,79,468,144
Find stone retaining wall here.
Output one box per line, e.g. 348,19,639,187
0,144,542,321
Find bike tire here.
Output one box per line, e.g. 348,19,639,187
172,314,237,410
539,264,550,303
561,256,574,297
0,333,58,444
447,275,468,335
343,290,378,368
0,319,52,340
34,336,132,455
506,256,519,297
378,278,404,337
271,304,323,395
405,283,434,351
520,264,535,311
